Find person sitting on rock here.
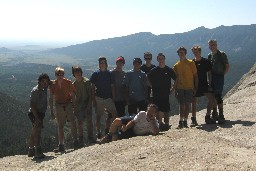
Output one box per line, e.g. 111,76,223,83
100,103,159,144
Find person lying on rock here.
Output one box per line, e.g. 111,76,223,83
100,103,159,144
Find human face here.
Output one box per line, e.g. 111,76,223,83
146,105,157,120
157,55,165,65
56,72,64,80
133,62,142,71
39,78,49,89
74,72,82,80
116,61,124,69
209,42,217,52
178,50,186,58
192,49,201,57
99,60,107,70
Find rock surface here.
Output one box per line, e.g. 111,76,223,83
1,64,256,171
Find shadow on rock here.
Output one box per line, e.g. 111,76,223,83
32,155,56,163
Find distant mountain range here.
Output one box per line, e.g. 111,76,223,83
49,24,256,66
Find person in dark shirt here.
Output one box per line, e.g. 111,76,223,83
147,53,176,131
191,45,214,126
140,52,156,103
90,56,118,139
208,39,230,124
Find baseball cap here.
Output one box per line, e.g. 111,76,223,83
133,58,142,64
116,56,125,64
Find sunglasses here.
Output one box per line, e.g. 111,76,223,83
56,73,64,76
99,61,107,64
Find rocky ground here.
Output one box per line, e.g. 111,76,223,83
0,65,256,171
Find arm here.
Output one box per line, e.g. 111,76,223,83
91,84,96,107
150,120,160,135
121,120,135,132
49,91,55,119
224,64,230,75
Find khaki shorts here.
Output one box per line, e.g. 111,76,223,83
55,103,75,127
176,89,194,104
95,96,117,118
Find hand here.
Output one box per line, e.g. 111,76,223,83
121,125,127,132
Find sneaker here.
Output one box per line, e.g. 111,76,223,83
99,134,111,144
205,115,216,124
35,146,45,159
73,140,79,150
190,117,198,127
183,121,189,128
218,114,226,124
159,123,165,131
54,144,65,153
28,147,35,157
211,112,219,122
177,121,184,129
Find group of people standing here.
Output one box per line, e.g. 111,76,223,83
27,39,229,159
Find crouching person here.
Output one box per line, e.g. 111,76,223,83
100,104,159,144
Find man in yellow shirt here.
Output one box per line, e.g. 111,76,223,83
173,47,198,128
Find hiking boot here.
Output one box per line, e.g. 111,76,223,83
218,114,226,124
211,112,219,122
35,146,45,159
183,120,189,128
99,134,111,144
54,144,65,153
177,121,184,129
78,137,85,148
159,123,165,131
190,117,198,127
28,147,35,157
87,137,97,145
205,115,216,124
73,140,79,150
163,123,171,131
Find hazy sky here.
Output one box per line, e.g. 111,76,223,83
0,0,255,44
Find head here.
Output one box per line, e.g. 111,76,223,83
157,52,166,65
146,104,158,120
191,45,202,57
208,39,218,52
116,56,125,69
55,67,65,79
177,46,187,58
133,58,142,70
98,56,108,70
38,73,50,89
144,52,152,63
72,66,83,79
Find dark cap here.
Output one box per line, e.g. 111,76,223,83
133,58,142,64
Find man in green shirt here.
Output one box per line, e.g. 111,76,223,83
72,66,94,146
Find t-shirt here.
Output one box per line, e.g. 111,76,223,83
90,70,114,99
123,69,147,101
50,78,76,104
111,68,126,101
133,111,159,135
193,57,211,88
208,50,229,75
140,64,156,74
73,77,91,111
29,85,48,113
148,66,176,98
173,59,197,90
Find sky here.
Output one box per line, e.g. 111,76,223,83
0,0,256,45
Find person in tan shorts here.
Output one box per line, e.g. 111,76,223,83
49,67,78,152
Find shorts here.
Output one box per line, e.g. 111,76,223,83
55,103,76,127
119,116,136,139
211,74,224,95
194,82,210,97
95,96,117,118
114,101,126,117
176,89,193,104
28,111,45,128
153,96,170,112
128,100,147,115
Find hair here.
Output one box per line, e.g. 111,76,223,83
148,103,158,112
98,56,108,67
157,52,165,59
133,58,142,64
144,52,152,59
55,67,64,75
177,46,187,55
72,66,83,77
38,73,50,82
208,39,217,44
191,45,202,52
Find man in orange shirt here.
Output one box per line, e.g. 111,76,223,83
49,67,78,152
